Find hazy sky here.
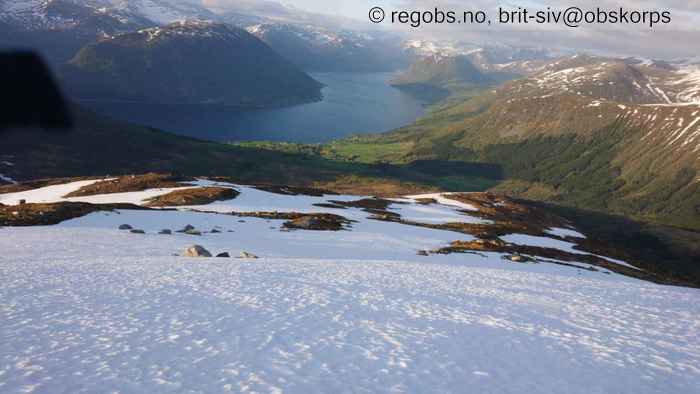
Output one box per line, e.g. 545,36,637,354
283,1,408,20
278,0,700,59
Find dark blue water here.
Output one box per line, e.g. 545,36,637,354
82,72,427,143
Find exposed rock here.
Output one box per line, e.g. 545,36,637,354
314,176,437,198
417,250,429,256
0,202,151,227
211,229,221,234
506,254,534,263
182,245,212,258
239,252,259,259
254,185,337,197
415,198,437,205
227,211,351,231
444,193,572,235
448,238,508,251
158,229,172,235
176,224,195,233
130,229,145,234
119,224,133,230
283,214,348,231
328,198,397,211
474,238,508,248
144,187,239,207
216,252,230,258
185,229,202,236
63,173,194,198
0,176,105,195
312,203,348,209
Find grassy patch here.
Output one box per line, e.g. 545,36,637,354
321,140,414,163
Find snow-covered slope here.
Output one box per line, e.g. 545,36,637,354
245,23,407,72
478,55,700,159
1,178,698,393
403,40,556,75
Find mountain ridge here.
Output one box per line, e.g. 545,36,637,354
311,55,700,230
59,20,324,106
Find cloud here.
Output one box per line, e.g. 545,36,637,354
376,0,700,59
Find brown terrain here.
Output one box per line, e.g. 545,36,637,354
1,173,698,287
64,173,195,197
0,201,152,226
145,187,239,207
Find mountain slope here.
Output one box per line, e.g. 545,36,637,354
246,23,407,72
0,0,153,65
391,55,491,90
329,55,700,230
0,0,214,29
1,177,699,392
59,20,323,106
403,40,556,77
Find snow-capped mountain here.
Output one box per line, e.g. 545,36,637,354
403,40,558,76
472,53,700,160
246,23,407,72
517,55,700,105
390,55,490,91
206,0,370,31
0,0,215,30
0,0,407,71
59,20,323,106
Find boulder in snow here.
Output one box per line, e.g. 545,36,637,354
176,224,195,233
182,245,212,258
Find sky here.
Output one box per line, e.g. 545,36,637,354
275,0,700,59
283,0,388,19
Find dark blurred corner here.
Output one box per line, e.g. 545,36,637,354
0,51,73,132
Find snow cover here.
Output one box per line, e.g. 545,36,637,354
0,179,108,205
1,179,698,392
0,174,16,184
0,178,634,270
0,0,216,31
501,233,581,254
1,227,699,393
546,227,586,239
405,193,478,211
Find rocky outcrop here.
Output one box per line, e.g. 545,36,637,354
0,202,151,226
182,245,212,258
283,215,348,231
63,173,194,198
145,187,239,207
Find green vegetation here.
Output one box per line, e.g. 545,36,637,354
322,140,414,164
7,96,699,285
304,95,699,233
6,106,502,197
236,74,700,234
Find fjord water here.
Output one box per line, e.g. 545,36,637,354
81,72,427,143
